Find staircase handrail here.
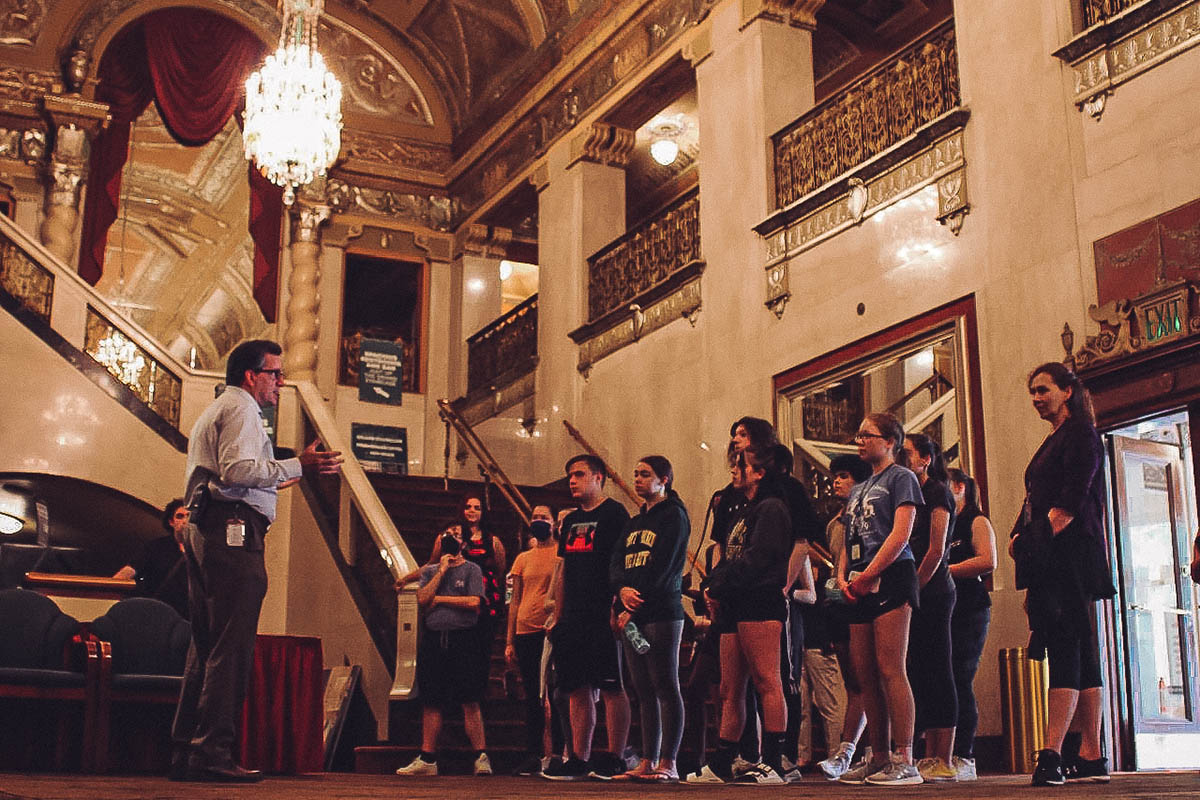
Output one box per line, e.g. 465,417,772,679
295,380,417,578
0,213,221,381
437,398,533,527
561,419,640,507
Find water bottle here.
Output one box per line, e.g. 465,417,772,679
623,621,650,655
504,572,514,605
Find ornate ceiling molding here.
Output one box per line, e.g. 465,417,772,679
339,129,451,180
741,0,826,31
0,0,46,46
450,0,715,220
72,0,277,56
326,177,456,232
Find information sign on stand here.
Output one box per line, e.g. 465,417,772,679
358,338,403,405
351,423,408,475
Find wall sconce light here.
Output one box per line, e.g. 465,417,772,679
0,511,23,534
498,260,513,281
847,178,868,222
649,119,684,166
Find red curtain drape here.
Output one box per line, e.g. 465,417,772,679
79,7,283,321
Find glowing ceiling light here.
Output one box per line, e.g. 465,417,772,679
243,0,343,205
648,118,684,166
499,260,513,281
0,512,22,535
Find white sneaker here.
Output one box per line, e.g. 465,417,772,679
396,755,437,776
685,764,729,784
781,766,804,783
865,756,924,786
819,742,856,780
733,762,785,785
837,756,879,785
952,756,977,781
473,752,493,776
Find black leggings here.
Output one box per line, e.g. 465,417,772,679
514,631,547,755
1046,625,1102,691
908,587,958,732
950,607,990,757
623,620,685,763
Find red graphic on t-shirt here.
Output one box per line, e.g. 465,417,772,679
564,522,596,553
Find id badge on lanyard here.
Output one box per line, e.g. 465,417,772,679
226,518,246,547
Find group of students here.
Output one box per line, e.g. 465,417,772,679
391,360,1138,787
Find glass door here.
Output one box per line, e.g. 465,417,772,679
1108,412,1200,769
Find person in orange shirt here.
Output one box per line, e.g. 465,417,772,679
506,504,561,776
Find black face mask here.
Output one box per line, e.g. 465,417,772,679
529,520,552,542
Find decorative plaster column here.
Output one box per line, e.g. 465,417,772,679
285,186,331,383
38,95,108,265
532,123,632,484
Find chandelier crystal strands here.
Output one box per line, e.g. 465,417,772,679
243,0,343,205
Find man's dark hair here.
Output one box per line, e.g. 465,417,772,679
161,498,186,534
830,454,871,483
225,339,282,387
565,454,607,486
770,443,794,475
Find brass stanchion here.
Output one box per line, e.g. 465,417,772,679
999,646,1049,773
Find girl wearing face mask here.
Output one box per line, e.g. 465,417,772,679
505,505,561,776
611,456,691,781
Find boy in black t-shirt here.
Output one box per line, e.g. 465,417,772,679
543,454,632,781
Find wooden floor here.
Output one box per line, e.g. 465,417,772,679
1,771,1198,799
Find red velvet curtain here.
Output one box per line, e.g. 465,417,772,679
79,8,283,321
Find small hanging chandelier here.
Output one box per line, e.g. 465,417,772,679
243,0,343,205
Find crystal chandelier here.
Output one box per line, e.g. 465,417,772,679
243,0,342,205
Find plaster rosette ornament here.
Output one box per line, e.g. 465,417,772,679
244,0,343,205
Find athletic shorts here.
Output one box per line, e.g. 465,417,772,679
845,558,919,625
551,613,623,693
417,627,486,709
712,585,787,634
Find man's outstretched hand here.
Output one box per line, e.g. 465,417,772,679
299,440,344,475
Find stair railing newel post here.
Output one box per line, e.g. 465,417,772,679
284,179,331,382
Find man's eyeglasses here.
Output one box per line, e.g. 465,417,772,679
854,432,885,441
254,368,284,380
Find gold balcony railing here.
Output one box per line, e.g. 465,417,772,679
0,238,53,324
1081,0,1139,28
772,20,960,210
587,188,700,322
84,307,183,429
466,293,538,395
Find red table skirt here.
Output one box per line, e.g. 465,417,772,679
237,634,324,774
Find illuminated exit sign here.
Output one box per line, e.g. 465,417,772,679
1135,284,1191,346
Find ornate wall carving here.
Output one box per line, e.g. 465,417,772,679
321,21,433,126
327,178,456,231
0,0,46,46
340,129,451,175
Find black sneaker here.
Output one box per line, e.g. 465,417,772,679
542,756,589,781
1031,749,1065,786
1066,756,1110,783
513,755,544,776
587,751,625,780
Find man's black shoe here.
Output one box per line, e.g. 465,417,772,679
1066,756,1110,783
1031,749,1064,786
587,751,625,780
185,760,263,783
542,756,589,781
168,748,190,782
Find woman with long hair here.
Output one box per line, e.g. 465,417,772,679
836,412,923,786
689,444,792,785
611,456,690,781
1014,363,1114,785
945,467,995,781
901,433,957,782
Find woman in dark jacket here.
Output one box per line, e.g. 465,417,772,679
1013,362,1115,786
611,455,690,781
690,444,793,785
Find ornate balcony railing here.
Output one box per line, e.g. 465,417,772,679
587,188,700,322
772,21,959,210
84,307,183,428
466,293,538,396
0,237,54,324
1081,0,1140,28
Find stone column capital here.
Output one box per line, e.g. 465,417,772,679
41,94,110,139
741,0,825,30
291,202,332,244
456,223,512,259
566,122,636,170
